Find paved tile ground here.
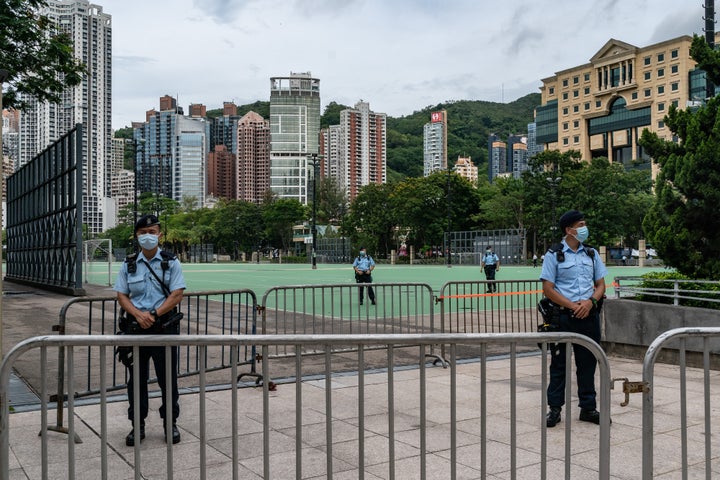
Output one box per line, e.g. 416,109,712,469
5,351,719,479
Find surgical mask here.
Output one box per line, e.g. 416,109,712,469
138,233,159,250
486,250,492,254
360,251,366,257
573,226,589,243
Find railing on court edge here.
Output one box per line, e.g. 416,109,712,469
259,282,446,366
437,280,544,334
48,289,259,439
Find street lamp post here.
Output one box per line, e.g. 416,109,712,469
0,68,9,361
131,136,145,227
546,176,562,237
446,166,452,268
308,153,319,270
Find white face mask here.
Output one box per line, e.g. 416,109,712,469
138,233,159,250
573,226,589,243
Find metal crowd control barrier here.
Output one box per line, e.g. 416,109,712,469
0,333,611,480
437,280,544,334
259,282,445,365
48,289,259,440
642,327,720,480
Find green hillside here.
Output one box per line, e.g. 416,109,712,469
197,92,542,180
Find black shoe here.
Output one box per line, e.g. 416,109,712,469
359,301,363,305
579,409,600,425
164,424,181,444
546,407,561,428
125,423,145,446
371,300,376,305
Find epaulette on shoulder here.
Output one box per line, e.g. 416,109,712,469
583,244,596,258
160,250,177,261
548,243,564,263
124,252,138,263
160,249,176,271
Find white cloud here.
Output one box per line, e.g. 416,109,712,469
107,0,704,129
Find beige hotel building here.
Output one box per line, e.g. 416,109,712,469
536,35,714,175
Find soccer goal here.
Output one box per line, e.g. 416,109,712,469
83,238,113,286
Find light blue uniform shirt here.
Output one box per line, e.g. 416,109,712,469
352,254,375,271
540,240,607,302
483,252,499,265
113,251,186,311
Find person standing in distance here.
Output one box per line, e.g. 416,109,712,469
541,210,608,427
481,246,500,293
352,247,376,305
114,214,186,446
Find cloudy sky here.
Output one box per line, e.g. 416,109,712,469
108,0,700,130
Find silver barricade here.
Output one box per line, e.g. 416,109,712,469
46,290,259,440
437,279,544,334
0,332,612,480
259,282,444,363
642,327,720,480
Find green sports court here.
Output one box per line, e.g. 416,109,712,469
86,261,666,298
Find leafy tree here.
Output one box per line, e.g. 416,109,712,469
210,199,264,257
390,172,480,251
639,36,720,278
1,0,86,108
522,150,652,254
320,101,350,129
316,176,347,224
99,223,134,252
476,176,526,230
263,198,305,251
342,183,398,256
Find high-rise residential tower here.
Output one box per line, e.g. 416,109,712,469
423,110,447,176
321,101,386,201
488,134,508,181
236,111,270,203
17,0,112,234
269,72,321,204
135,96,208,209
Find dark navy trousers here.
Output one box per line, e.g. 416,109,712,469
127,344,180,424
546,309,601,410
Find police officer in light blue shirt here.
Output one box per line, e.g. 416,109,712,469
540,210,608,428
481,246,500,293
114,214,186,446
352,247,376,305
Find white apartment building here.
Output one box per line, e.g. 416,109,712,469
269,72,321,204
454,156,478,183
423,111,447,177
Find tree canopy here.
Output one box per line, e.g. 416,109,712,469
1,0,86,108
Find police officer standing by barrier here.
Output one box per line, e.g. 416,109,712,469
114,214,186,446
481,246,500,293
352,247,376,305
540,210,608,428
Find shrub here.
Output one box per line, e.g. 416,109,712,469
637,271,720,310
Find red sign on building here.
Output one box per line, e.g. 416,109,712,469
430,111,444,123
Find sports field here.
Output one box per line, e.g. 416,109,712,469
86,261,667,297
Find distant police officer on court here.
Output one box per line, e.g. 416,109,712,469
540,210,608,428
114,214,186,446
352,247,376,305
481,246,500,293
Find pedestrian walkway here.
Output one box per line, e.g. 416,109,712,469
4,351,711,479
